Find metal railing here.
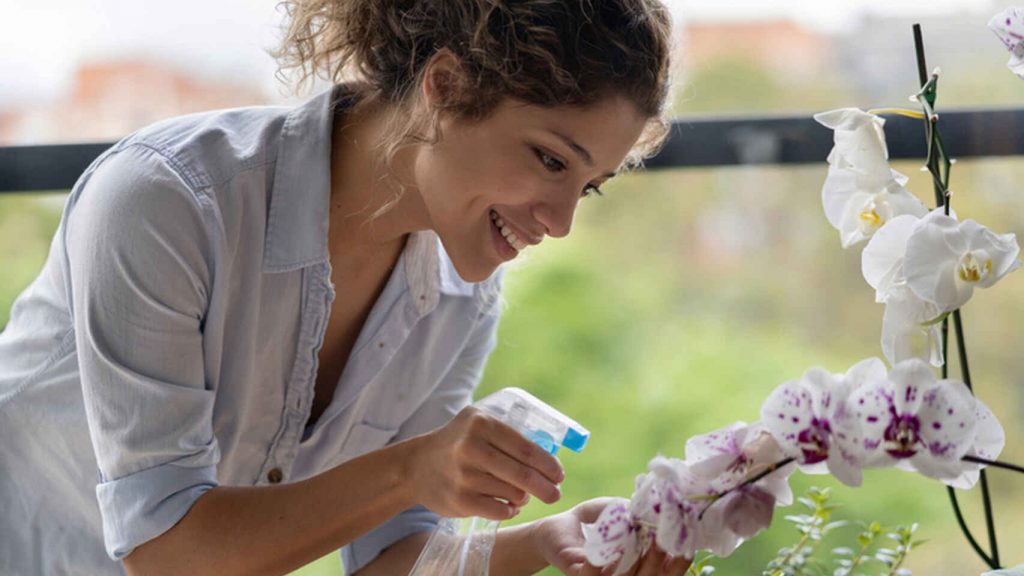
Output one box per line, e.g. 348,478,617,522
1,108,1023,193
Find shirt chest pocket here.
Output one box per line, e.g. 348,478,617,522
339,421,400,462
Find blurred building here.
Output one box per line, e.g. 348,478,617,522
681,19,832,80
0,59,267,145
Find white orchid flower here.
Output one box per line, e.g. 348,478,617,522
904,209,1021,313
846,358,979,482
988,7,1024,79
880,285,945,367
862,214,919,302
815,108,927,247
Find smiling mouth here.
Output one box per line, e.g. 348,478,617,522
489,209,532,252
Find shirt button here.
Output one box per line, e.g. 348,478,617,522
267,468,283,484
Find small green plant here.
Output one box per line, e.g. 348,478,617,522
686,487,923,576
685,553,717,575
764,487,848,576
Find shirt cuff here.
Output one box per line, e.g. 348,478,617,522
95,462,218,560
341,505,439,574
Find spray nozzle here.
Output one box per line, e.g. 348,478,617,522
475,387,589,455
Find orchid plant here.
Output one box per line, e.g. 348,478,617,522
582,17,1024,575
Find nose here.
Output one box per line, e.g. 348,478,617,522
532,188,579,239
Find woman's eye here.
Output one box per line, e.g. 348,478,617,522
581,184,603,198
534,148,566,172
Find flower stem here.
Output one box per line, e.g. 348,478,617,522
698,457,795,520
951,310,1000,567
963,455,1024,474
947,486,996,568
912,24,1000,569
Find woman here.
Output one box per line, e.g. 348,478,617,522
0,1,686,574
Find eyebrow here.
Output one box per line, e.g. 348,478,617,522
548,130,618,179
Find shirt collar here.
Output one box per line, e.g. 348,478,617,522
263,84,350,273
263,85,478,306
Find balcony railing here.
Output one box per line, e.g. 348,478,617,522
2,108,1023,193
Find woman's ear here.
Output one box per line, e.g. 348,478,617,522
421,48,465,110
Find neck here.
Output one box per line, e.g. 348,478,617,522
328,100,431,259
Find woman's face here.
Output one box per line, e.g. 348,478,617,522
413,95,650,283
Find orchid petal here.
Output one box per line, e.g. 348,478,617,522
692,501,742,558
880,285,944,367
948,399,1005,489
989,7,1024,79
887,358,935,414
826,442,864,486
582,498,636,567
912,379,978,479
654,486,696,558
959,219,1021,288
845,379,894,468
722,487,775,539
862,214,919,299
904,210,967,311
685,421,747,463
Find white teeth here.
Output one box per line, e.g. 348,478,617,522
490,210,530,252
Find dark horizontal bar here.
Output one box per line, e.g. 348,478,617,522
2,108,1023,193
644,108,1024,170
0,142,113,194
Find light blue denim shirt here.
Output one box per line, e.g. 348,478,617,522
0,85,503,575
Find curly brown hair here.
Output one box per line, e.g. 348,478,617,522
271,0,674,170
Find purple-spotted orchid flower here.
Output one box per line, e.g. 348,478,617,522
814,108,927,248
684,421,795,506
988,7,1024,79
581,498,646,574
760,364,878,487
646,457,704,559
847,358,981,482
674,423,794,558
949,399,1005,490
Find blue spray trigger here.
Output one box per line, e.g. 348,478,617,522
527,429,559,455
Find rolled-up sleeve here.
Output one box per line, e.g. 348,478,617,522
64,144,220,560
341,301,503,574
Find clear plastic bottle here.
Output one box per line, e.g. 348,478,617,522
408,388,589,576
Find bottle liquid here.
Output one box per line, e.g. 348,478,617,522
408,387,589,576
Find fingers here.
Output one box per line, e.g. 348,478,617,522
464,414,563,504
576,562,604,576
468,493,519,521
636,546,668,576
466,469,530,507
474,440,562,504
482,415,565,484
664,555,692,574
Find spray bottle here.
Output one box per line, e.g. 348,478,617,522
408,387,590,576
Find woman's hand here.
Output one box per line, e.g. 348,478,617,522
533,498,692,576
406,406,565,520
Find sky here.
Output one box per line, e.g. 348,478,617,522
0,0,1003,106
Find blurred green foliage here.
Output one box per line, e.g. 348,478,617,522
2,45,1022,576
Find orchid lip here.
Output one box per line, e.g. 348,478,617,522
883,413,922,458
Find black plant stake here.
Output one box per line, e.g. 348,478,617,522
911,23,1001,570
